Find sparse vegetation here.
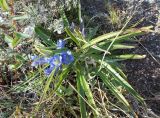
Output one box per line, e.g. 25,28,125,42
0,0,160,118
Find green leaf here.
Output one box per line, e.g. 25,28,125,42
77,71,87,118
4,32,30,49
111,65,127,80
110,54,146,60
40,67,71,102
34,44,53,56
8,55,25,70
111,44,135,50
0,0,9,11
97,32,141,48
78,67,99,117
86,27,99,41
98,71,131,111
12,38,21,48
4,32,29,48
99,60,144,104
65,86,73,96
15,54,25,62
8,63,22,70
12,15,29,20
61,10,81,47
15,32,30,39
82,30,121,49
52,67,70,94
39,69,56,105
61,10,69,27
4,35,13,44
65,27,80,47
35,26,53,46
77,0,82,24
81,26,152,49
4,35,14,48
92,55,144,105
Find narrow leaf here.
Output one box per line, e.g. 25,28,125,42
0,0,9,11
92,56,144,104
12,15,29,20
98,71,131,110
111,54,146,60
111,44,135,50
79,68,99,117
65,27,80,47
82,26,152,49
102,61,144,103
15,32,30,39
4,35,13,48
52,67,70,94
35,26,53,45
77,71,87,118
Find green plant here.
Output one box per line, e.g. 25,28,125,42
23,4,152,118
106,3,121,28
0,0,153,117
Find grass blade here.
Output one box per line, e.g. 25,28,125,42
111,44,135,50
98,71,131,111
61,10,81,46
65,27,80,47
0,0,9,11
92,56,144,104
110,54,146,60
49,67,70,96
78,68,99,117
82,30,121,49
77,71,87,118
82,26,152,49
35,26,53,46
101,61,144,104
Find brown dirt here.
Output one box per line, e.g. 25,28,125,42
81,0,160,117
124,34,160,116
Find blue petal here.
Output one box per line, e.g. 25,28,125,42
56,39,66,49
31,57,49,67
49,55,62,67
44,65,55,76
61,51,74,65
44,56,63,76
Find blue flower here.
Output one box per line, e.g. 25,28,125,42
45,55,62,75
61,51,74,65
44,64,55,76
31,40,74,76
57,39,66,49
31,57,49,67
49,55,62,69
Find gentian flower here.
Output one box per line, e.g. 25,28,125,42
56,40,74,64
31,39,74,76
31,57,49,67
61,51,74,65
44,64,55,76
44,55,62,75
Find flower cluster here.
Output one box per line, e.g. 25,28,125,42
31,39,74,76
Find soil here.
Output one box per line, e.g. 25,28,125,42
81,0,160,117
125,33,160,116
